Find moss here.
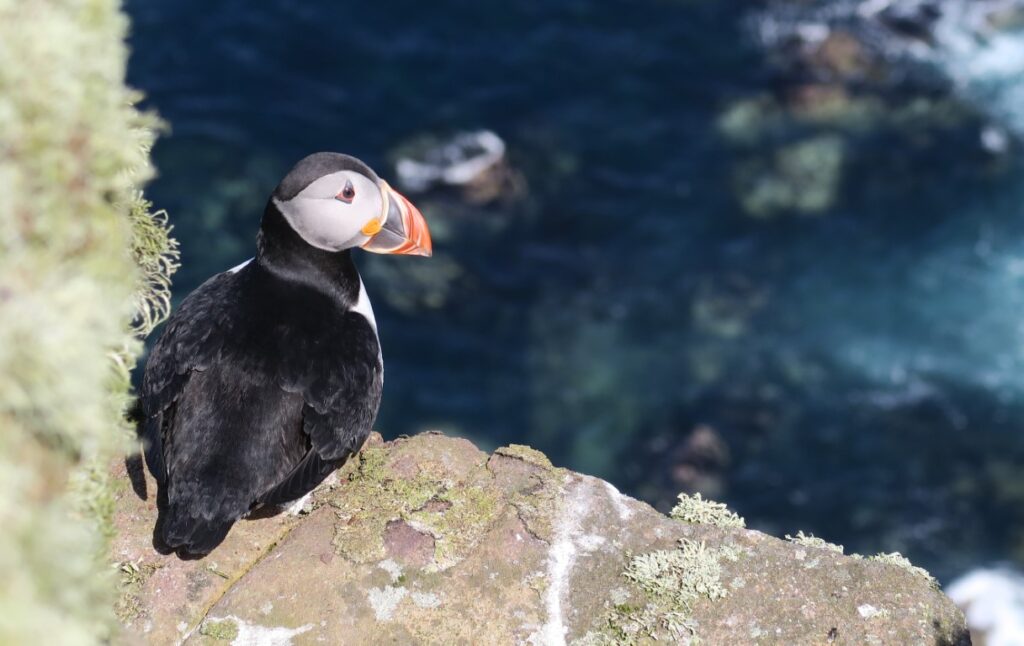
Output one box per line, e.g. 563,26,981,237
785,531,844,554
867,552,938,588
200,618,240,641
670,493,745,529
0,0,176,641
426,486,500,569
330,441,502,570
501,460,565,543
494,444,553,469
114,560,159,624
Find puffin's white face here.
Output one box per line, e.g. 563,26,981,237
273,170,385,252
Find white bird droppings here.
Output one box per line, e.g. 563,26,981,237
576,534,606,552
531,477,595,646
603,481,634,521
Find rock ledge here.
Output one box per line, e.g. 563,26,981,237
111,432,969,645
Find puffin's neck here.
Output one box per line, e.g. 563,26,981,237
256,201,360,305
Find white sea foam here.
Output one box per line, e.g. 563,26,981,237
948,567,1024,646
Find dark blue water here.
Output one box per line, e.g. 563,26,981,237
127,0,1024,582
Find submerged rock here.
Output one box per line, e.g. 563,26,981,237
733,135,846,218
111,433,968,645
748,0,1024,133
393,130,521,204
723,0,1023,217
368,130,533,313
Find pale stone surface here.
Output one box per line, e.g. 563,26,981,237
112,432,969,645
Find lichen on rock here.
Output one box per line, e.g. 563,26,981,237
868,551,939,589
114,559,160,625
785,530,845,554
489,442,566,542
329,436,503,570
670,492,746,529
110,433,969,646
608,539,734,644
494,443,554,469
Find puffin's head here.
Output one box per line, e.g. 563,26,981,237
272,152,432,256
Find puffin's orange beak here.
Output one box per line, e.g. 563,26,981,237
361,181,432,257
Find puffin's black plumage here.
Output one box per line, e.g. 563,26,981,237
141,153,430,555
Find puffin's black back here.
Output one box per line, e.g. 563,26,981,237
141,199,383,555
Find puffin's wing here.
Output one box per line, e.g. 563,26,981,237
259,310,382,505
253,439,341,507
140,271,238,483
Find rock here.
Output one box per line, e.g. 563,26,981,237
393,130,518,203
733,135,846,218
810,30,875,79
668,425,731,500
725,0,1021,216
112,432,969,645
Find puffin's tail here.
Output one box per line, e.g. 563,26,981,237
161,504,234,556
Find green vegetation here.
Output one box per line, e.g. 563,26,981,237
0,0,176,643
200,618,240,641
494,443,554,469
330,440,502,570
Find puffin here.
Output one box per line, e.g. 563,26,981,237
140,152,431,555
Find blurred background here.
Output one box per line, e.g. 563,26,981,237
127,0,1024,613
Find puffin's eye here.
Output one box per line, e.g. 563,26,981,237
336,181,356,203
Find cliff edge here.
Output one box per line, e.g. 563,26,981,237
111,432,968,645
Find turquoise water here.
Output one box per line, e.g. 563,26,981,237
127,0,1024,581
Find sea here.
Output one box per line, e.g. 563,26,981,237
126,0,1024,588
